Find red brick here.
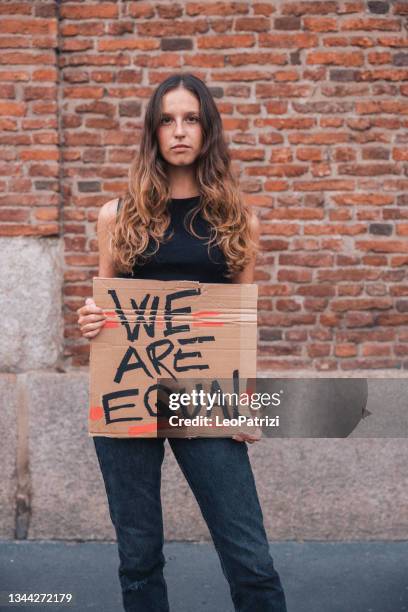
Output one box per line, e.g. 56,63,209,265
0,4,32,15
98,39,159,52
0,209,29,222
307,51,364,66
259,32,317,47
303,17,337,31
310,328,332,341
320,313,342,327
253,3,275,16
276,299,301,312
35,207,59,221
261,223,300,236
341,359,400,370
338,284,363,297
198,35,255,49
332,298,392,312
309,343,331,357
0,102,26,116
257,359,311,370
60,4,118,20
285,330,308,342
304,223,367,235
265,346,305,359
332,193,394,206
297,285,335,297
357,240,408,253
277,269,313,283
344,312,375,327
235,18,270,32
0,19,57,36
362,344,391,357
280,253,333,267
258,285,291,297
304,298,328,311
0,223,58,236
0,52,54,65
186,3,249,16
340,18,401,32
184,54,225,68
335,344,357,357
128,3,155,18
263,208,323,220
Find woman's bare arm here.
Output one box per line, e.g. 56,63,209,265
231,212,260,284
76,198,119,338
96,198,119,278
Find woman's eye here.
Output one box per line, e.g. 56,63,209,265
160,116,199,125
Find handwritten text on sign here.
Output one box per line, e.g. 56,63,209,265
88,279,257,436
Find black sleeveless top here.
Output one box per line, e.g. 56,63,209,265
116,195,232,284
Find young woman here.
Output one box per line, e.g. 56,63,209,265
77,73,287,612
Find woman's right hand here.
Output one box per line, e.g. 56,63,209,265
77,297,107,340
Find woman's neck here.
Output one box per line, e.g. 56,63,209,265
167,165,199,199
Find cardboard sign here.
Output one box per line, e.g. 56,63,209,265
88,277,258,438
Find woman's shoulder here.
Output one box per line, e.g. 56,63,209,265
98,197,121,225
247,208,260,239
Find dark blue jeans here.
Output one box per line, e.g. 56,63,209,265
93,436,287,612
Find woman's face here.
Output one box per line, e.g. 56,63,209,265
156,87,203,167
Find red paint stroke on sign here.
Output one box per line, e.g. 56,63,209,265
103,310,119,328
128,422,158,436
101,309,224,330
191,310,224,327
89,405,104,420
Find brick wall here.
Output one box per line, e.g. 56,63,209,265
1,1,408,370
0,2,59,233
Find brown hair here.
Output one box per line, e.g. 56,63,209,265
110,72,258,279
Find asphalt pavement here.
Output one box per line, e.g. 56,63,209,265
1,540,408,612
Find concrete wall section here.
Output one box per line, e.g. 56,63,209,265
0,374,18,539
0,237,64,372
21,373,408,541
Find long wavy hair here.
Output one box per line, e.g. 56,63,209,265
110,72,258,279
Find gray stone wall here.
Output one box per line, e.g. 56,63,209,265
1,237,407,541
0,237,64,372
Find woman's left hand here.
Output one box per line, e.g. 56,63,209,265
232,427,262,444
